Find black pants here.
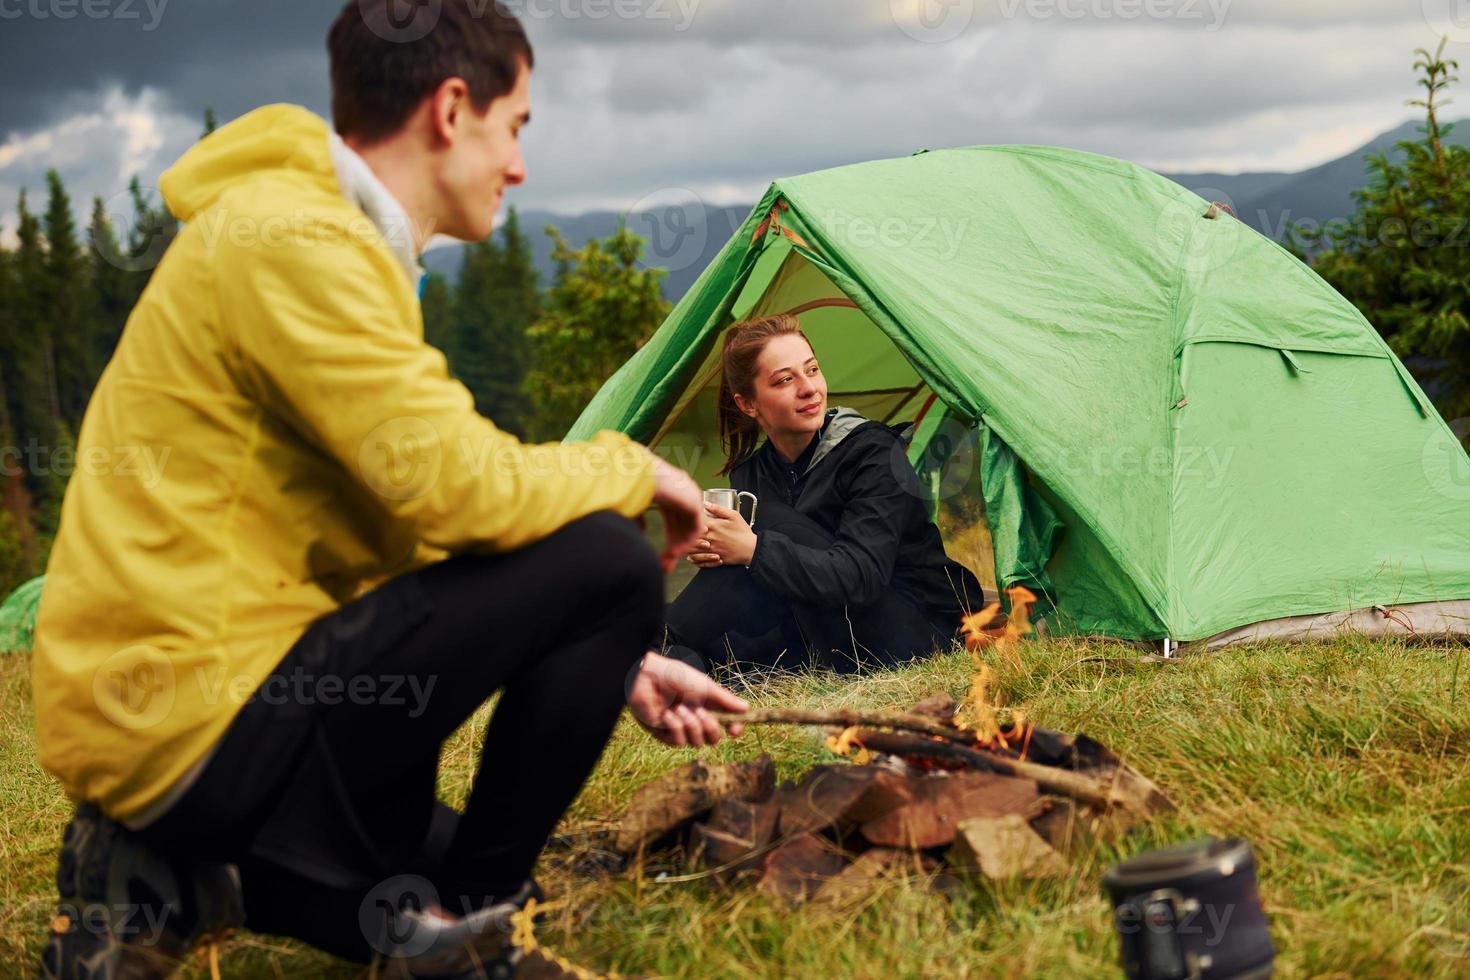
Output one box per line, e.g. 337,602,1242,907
665,501,955,675
139,512,662,962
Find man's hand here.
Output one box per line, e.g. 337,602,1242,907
690,503,758,568
627,651,748,747
652,457,704,574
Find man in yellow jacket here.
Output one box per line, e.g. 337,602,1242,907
33,2,747,976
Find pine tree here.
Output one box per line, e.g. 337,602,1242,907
202,106,218,138
43,169,94,428
5,192,52,572
481,208,538,436
451,237,501,417
420,271,456,356
87,196,131,370
1294,38,1470,417
0,221,15,448
0,241,22,586
122,175,177,295
522,223,669,441
450,209,540,436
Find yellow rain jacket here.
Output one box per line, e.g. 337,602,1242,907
32,105,656,822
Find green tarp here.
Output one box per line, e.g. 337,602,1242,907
570,144,1470,642
0,576,45,653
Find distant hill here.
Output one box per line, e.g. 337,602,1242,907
427,116,1469,302
423,203,752,303
1168,117,1470,242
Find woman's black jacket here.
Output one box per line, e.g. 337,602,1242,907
730,407,985,622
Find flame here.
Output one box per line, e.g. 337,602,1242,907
955,586,1038,740
825,725,873,765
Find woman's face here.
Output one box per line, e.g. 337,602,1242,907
735,333,828,440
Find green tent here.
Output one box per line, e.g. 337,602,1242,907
570,145,1470,650
0,576,45,654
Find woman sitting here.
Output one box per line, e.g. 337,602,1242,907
664,313,987,675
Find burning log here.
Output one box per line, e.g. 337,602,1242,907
614,648,1173,911
850,730,1172,822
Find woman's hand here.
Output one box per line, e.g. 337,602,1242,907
689,503,758,568
627,652,748,747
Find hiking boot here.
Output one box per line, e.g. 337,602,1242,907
378,877,584,979
37,803,245,980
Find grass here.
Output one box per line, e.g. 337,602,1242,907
1,636,1467,978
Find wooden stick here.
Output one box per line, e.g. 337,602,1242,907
712,707,968,742
711,713,1174,816
853,730,1117,810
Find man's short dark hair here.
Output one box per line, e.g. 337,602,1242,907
329,0,534,145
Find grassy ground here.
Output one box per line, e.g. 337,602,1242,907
1,636,1466,978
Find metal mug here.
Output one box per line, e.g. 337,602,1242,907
703,488,758,529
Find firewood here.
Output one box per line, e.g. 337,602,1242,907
615,755,775,854
1028,798,1092,858
948,815,1067,880
859,771,1040,849
841,767,916,824
713,707,967,742
755,833,849,905
907,694,958,723
808,847,905,912
775,765,882,836
709,713,1170,822
692,796,780,882
851,730,1173,819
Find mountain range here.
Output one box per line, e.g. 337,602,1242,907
424,116,1470,302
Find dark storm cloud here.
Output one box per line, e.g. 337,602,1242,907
0,1,335,138
0,0,1456,233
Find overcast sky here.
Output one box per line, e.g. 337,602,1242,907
0,0,1462,242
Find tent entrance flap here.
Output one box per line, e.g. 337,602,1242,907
647,246,933,490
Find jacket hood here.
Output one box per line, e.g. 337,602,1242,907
806,407,872,473
160,105,338,221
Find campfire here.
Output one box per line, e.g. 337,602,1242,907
606,588,1174,905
